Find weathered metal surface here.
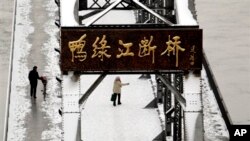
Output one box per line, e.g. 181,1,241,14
156,74,186,108
163,74,172,136
61,27,202,72
173,73,183,141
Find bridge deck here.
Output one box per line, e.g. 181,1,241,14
80,75,162,141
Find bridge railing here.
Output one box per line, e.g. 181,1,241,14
3,0,18,140
202,51,232,131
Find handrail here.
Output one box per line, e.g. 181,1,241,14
3,0,18,140
202,51,232,131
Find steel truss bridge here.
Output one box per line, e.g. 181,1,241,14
57,0,232,141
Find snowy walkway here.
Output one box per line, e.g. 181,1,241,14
6,0,61,140
80,75,162,141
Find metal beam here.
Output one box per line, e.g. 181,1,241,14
173,73,183,141
79,73,107,106
163,74,172,137
80,1,112,21
83,0,174,26
80,10,103,20
153,130,166,141
166,106,174,115
156,74,186,109
84,0,122,26
132,0,174,26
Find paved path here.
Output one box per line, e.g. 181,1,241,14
6,0,61,140
24,0,50,140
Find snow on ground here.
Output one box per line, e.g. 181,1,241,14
40,0,62,140
72,70,229,141
150,69,230,141
148,76,165,130
175,0,197,25
150,69,229,141
80,75,162,141
80,10,136,25
7,0,34,140
60,0,78,26
7,0,62,140
6,0,230,140
201,68,229,141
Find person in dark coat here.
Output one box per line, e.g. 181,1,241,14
28,66,40,98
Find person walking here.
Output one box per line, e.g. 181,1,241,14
112,76,129,106
28,66,40,98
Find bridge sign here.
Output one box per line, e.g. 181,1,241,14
61,27,202,72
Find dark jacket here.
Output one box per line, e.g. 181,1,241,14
29,69,39,85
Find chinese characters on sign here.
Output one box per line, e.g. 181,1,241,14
117,40,134,58
61,28,202,72
92,35,111,61
161,35,185,67
68,34,87,62
68,35,187,66
138,36,157,64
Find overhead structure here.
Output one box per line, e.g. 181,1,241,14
79,0,175,26
60,0,204,141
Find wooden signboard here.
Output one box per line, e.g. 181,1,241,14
61,27,202,72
